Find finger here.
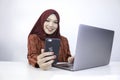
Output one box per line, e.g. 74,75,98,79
44,55,56,62
70,57,74,63
38,52,54,59
68,57,74,63
40,60,54,70
37,55,56,65
37,49,45,59
39,55,56,64
42,60,54,67
41,49,44,53
37,49,44,60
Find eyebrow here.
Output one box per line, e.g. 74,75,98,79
47,18,58,22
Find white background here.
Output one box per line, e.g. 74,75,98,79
0,0,120,62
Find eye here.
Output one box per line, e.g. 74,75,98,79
54,21,58,24
45,19,50,22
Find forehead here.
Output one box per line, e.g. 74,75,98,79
47,14,58,20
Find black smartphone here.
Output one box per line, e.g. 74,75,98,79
45,38,60,65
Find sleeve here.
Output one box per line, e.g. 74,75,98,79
27,35,40,68
63,37,72,61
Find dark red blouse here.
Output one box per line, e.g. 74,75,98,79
27,34,71,68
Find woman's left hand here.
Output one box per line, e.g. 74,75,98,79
68,57,74,63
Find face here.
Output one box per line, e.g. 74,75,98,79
43,14,58,35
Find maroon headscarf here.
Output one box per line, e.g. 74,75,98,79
29,9,60,40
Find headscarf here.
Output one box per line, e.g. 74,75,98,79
29,9,60,40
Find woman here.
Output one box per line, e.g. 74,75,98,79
27,9,73,70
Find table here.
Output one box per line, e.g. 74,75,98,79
0,61,120,80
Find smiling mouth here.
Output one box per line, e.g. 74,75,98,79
47,27,54,32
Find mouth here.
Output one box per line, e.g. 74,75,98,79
46,27,54,32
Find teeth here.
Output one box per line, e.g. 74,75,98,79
48,28,53,31
46,26,54,32
49,29,52,30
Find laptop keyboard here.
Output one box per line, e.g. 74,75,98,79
55,62,73,68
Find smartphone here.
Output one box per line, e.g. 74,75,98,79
45,38,60,65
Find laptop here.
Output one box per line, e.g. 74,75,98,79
54,24,114,71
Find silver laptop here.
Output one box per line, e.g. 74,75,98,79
54,24,114,71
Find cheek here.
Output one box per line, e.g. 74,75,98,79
54,25,58,29
43,23,47,29
53,26,58,32
43,24,46,31
43,22,46,27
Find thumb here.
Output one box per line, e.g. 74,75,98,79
41,49,45,53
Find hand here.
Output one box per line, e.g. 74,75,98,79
68,56,74,64
37,49,56,70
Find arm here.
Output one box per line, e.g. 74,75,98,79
64,38,74,63
64,38,72,61
27,34,56,70
27,34,39,68
60,36,72,62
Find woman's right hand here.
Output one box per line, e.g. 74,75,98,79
37,49,56,70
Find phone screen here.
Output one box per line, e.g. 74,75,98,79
45,38,60,64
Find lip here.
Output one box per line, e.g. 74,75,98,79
46,27,54,32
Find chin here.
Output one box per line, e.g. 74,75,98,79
47,32,53,35
47,31,55,35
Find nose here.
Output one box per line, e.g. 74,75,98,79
49,22,53,26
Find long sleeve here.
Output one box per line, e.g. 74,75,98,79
62,37,71,61
64,37,71,60
58,36,72,62
27,34,40,68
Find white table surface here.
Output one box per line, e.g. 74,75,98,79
0,61,120,80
